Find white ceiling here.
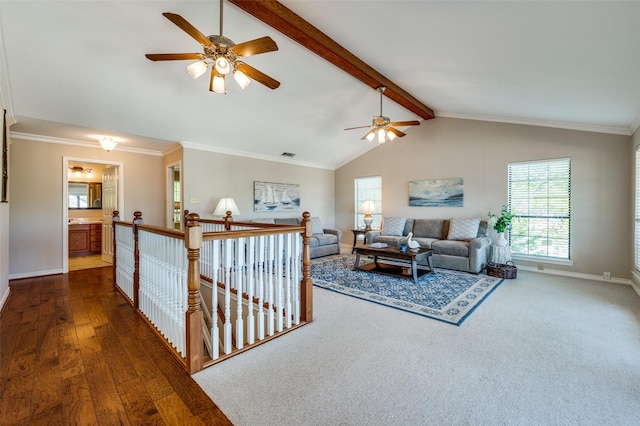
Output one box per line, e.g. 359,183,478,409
2,1,640,170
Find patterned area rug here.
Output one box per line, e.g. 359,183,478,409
311,255,504,325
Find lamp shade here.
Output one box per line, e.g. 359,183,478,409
358,200,376,214
187,60,208,79
213,197,241,216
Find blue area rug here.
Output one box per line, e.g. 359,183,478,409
311,255,504,326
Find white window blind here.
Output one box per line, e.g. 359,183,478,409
635,148,640,271
508,158,571,259
354,176,382,230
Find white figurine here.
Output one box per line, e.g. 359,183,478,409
406,232,421,249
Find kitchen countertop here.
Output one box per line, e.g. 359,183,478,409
69,218,102,224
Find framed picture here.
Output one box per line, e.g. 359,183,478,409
2,109,7,203
254,181,300,212
409,178,463,207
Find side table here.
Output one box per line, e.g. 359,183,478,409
490,245,512,264
351,229,367,253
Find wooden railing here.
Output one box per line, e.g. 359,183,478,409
112,210,314,374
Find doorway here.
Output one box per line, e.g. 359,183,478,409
63,157,124,273
168,162,182,230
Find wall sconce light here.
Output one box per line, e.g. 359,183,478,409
99,137,118,152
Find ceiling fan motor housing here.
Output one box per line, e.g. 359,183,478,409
372,116,391,127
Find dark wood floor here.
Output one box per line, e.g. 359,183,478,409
0,267,232,425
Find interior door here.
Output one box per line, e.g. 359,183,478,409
101,165,118,263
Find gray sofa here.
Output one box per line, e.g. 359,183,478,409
365,218,491,273
255,217,342,259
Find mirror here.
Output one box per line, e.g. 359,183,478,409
69,182,102,209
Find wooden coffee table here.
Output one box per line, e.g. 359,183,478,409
353,244,434,284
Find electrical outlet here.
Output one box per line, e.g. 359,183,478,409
603,271,611,280
537,264,544,271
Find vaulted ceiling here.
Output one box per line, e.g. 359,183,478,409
2,1,640,170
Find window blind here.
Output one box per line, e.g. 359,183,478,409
508,158,571,259
354,176,382,230
635,148,640,271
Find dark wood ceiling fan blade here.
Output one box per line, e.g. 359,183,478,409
387,127,407,138
162,12,213,46
145,53,203,61
344,125,371,131
236,63,280,89
389,120,420,127
232,36,278,57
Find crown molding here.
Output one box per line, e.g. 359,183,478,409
9,131,164,156
162,142,183,156
629,112,640,136
436,111,632,136
180,141,334,170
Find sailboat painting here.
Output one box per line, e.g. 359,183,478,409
254,181,301,212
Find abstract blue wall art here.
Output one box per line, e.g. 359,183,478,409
409,178,464,207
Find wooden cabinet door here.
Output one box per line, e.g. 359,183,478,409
69,225,91,254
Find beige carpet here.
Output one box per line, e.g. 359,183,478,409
193,271,640,425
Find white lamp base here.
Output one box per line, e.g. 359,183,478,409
363,215,373,231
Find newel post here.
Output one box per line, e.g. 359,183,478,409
300,212,314,323
185,212,204,373
112,211,120,290
223,211,234,231
132,211,143,310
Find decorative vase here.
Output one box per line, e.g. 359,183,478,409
496,232,508,247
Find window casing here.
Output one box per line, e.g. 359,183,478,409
508,158,571,260
635,148,640,272
354,176,382,230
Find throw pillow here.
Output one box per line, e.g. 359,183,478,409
253,218,275,224
381,217,407,236
447,218,481,241
311,217,324,235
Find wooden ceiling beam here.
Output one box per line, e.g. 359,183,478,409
228,0,435,121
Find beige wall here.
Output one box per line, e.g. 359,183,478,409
8,138,164,277
182,148,335,226
336,117,632,278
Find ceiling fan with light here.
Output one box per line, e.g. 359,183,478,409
145,0,280,93
345,87,420,144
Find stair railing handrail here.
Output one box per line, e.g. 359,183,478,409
112,210,314,374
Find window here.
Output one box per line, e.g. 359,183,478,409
635,148,640,272
354,176,382,230
508,158,571,260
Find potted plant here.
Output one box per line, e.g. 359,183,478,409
487,205,514,246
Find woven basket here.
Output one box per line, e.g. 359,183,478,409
486,261,517,279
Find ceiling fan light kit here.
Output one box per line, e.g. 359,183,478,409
345,86,420,144
145,1,280,93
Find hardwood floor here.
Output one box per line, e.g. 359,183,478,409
0,267,232,425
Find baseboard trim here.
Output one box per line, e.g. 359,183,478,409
629,271,640,297
8,269,63,280
517,265,632,286
0,287,10,312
